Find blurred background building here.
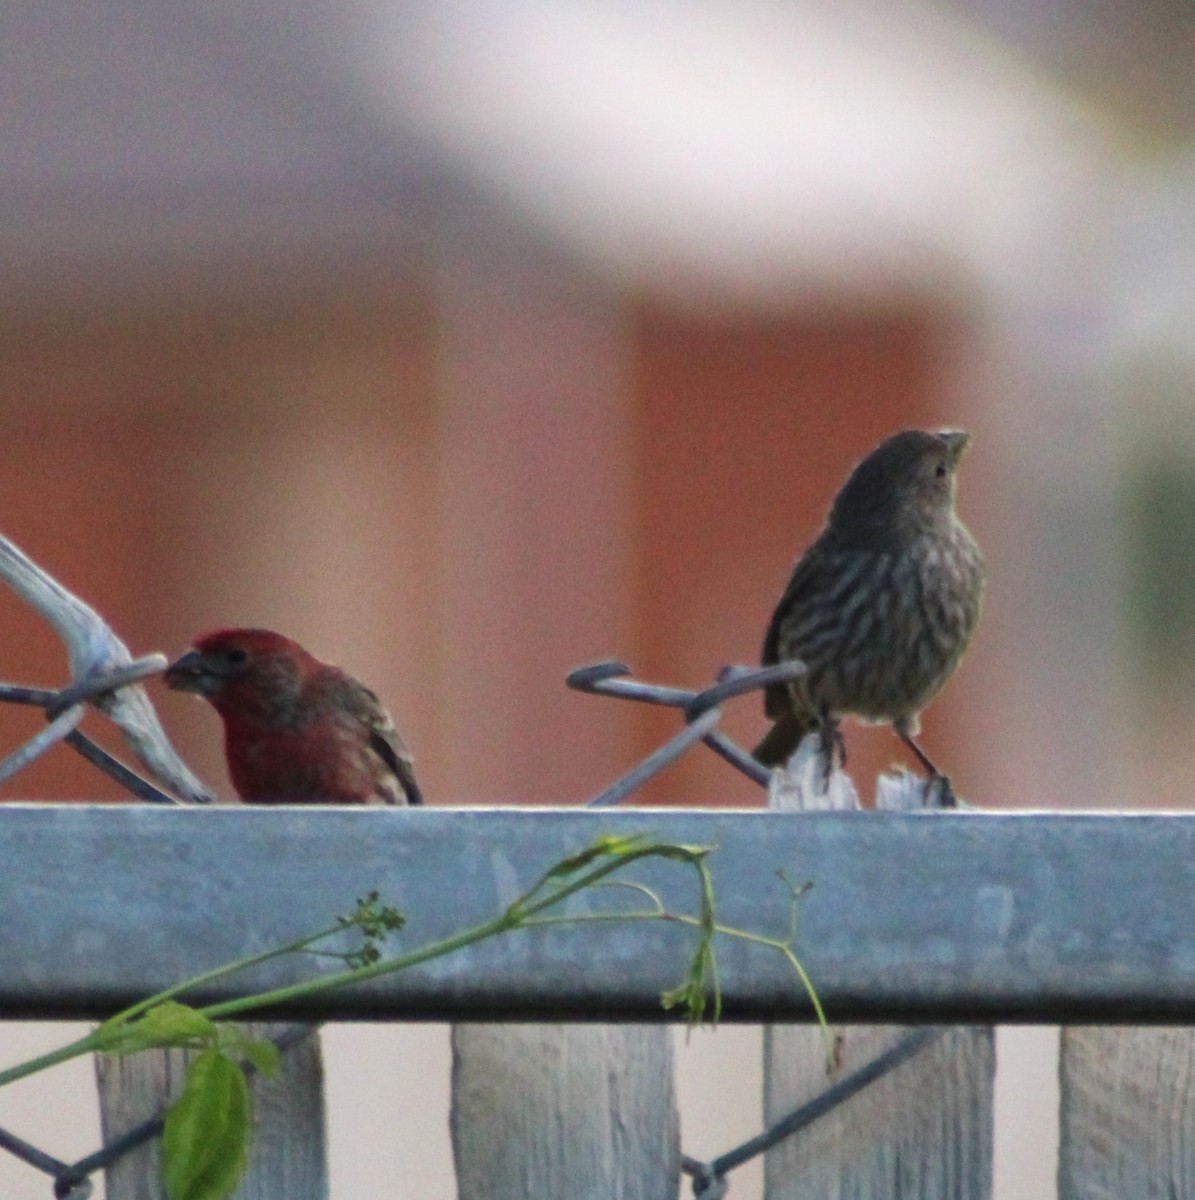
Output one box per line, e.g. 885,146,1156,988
3,1,1195,1196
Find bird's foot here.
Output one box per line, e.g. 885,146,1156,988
924,773,956,810
817,717,845,792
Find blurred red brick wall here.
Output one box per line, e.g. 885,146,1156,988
0,282,970,809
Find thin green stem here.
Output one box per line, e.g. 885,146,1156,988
0,925,353,1086
524,907,827,1041
196,843,706,1022
0,837,828,1089
199,908,523,1021
99,924,347,1032
0,1030,103,1089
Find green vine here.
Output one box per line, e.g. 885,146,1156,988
0,834,825,1200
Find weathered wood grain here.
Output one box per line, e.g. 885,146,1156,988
1059,1027,1195,1199
451,1024,678,1200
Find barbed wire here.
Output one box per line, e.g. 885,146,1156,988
0,531,942,1197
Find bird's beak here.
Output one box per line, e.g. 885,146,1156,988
937,430,972,464
164,650,221,696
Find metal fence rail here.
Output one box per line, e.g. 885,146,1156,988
1,804,1193,1024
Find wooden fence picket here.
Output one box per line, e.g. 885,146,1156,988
1058,1026,1195,1199
764,743,995,1199
450,1024,679,1200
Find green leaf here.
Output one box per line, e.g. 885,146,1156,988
213,1026,281,1078
647,843,712,865
138,1002,218,1043
240,1039,281,1078
659,980,698,1015
162,1049,251,1200
95,1012,130,1040
547,834,650,878
106,1002,218,1056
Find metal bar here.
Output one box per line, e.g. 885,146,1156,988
586,707,722,807
0,1121,70,1176
63,732,185,805
0,685,57,706
0,705,85,783
2,806,1195,1023
682,662,805,721
564,660,795,787
683,1027,945,1185
45,656,168,717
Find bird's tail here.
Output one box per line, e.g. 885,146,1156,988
752,714,816,767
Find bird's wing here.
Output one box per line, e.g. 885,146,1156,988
342,679,423,806
760,532,840,719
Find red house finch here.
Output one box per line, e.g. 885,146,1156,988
754,429,985,783
165,629,422,806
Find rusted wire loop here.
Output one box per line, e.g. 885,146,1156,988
683,660,806,722
586,707,722,807
45,655,169,718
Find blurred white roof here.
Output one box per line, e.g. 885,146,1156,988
0,0,1164,305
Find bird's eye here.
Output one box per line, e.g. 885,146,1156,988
225,647,248,665
934,462,949,478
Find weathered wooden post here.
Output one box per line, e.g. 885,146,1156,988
1058,1027,1195,1198
451,1024,679,1200
763,744,994,1199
